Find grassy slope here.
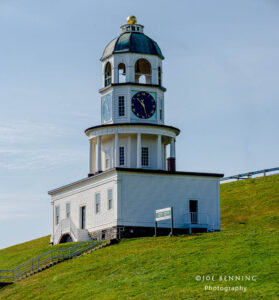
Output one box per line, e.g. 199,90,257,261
1,175,279,299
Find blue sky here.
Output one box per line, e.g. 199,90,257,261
0,0,278,249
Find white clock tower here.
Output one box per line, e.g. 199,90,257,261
86,15,178,174
49,16,223,244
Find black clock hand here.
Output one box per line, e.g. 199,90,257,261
137,99,147,117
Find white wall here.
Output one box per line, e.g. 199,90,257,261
100,134,165,170
51,172,119,241
50,170,221,242
117,172,220,230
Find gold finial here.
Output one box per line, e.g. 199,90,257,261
127,15,137,24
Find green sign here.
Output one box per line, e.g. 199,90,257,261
155,207,172,221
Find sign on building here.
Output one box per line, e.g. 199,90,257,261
154,207,173,236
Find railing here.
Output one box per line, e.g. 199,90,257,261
135,73,152,84
185,213,210,234
0,240,101,283
53,217,90,245
104,76,111,87
221,167,279,181
185,213,209,226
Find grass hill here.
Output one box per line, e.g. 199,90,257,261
0,174,279,299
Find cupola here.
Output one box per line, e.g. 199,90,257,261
101,16,164,61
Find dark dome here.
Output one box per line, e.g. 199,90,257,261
101,32,164,60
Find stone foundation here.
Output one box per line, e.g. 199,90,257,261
89,225,208,241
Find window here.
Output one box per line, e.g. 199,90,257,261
104,62,112,87
135,59,151,84
95,193,101,214
141,147,149,166
118,63,126,83
105,158,110,169
55,206,60,225
66,203,70,218
108,189,113,210
119,146,125,166
159,99,163,121
118,96,125,117
105,149,111,169
158,66,162,86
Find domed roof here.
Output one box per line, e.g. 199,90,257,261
101,32,164,61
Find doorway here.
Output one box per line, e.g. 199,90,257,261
81,206,86,229
189,200,198,224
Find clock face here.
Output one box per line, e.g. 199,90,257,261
102,94,112,123
131,91,156,119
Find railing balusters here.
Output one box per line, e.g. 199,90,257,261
1,228,118,283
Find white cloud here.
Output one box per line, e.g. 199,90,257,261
0,148,84,170
0,120,85,170
0,200,48,220
0,121,67,144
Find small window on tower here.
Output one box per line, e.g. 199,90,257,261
105,149,111,169
105,158,110,169
158,67,162,86
118,96,125,117
118,63,126,83
135,59,151,84
119,146,125,166
159,99,163,121
104,62,112,87
141,147,149,166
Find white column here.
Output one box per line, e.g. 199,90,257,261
157,135,162,169
112,66,117,84
127,66,134,82
89,139,94,174
137,133,141,168
170,137,176,158
97,135,102,172
51,202,54,244
115,133,119,167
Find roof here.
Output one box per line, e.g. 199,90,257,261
101,32,164,60
48,168,224,195
84,123,180,136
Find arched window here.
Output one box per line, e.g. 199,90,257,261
135,59,151,84
104,62,112,87
158,66,162,86
118,63,126,83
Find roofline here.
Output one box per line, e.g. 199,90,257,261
84,123,180,136
101,51,165,61
48,168,224,195
99,82,166,93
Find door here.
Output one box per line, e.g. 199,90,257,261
81,206,86,229
189,200,198,224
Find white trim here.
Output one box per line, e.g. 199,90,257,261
88,125,178,140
